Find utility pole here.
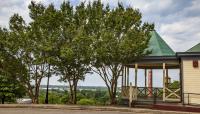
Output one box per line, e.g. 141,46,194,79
45,64,51,104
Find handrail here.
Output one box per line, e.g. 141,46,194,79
184,93,200,105
184,93,200,96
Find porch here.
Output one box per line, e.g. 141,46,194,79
121,56,182,105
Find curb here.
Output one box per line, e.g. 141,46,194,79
0,104,195,114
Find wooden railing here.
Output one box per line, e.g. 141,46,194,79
137,87,163,98
165,87,181,101
121,86,137,99
122,86,163,99
121,86,181,102
184,93,200,105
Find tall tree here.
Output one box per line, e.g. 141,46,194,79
8,13,43,103
28,2,61,104
53,2,92,104
6,1,60,103
0,28,26,104
88,1,154,104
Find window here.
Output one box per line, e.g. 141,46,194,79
193,60,199,68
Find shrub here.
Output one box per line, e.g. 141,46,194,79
77,98,95,105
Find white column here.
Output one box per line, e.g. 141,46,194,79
135,64,138,87
127,67,129,86
135,64,138,100
163,63,166,101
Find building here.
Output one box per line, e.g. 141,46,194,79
121,31,200,105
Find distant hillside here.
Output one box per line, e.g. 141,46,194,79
40,85,121,91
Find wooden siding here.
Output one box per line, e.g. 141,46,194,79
182,58,200,104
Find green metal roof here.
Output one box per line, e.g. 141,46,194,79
146,31,175,56
187,43,200,52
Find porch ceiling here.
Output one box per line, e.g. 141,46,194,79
125,56,180,69
126,63,180,69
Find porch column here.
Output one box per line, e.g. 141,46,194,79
135,64,138,87
145,69,147,95
127,67,129,86
148,69,153,97
180,61,183,104
163,63,166,101
166,69,169,87
135,64,138,100
124,67,127,87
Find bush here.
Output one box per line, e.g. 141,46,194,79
60,92,69,104
77,98,95,105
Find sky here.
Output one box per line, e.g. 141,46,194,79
0,0,199,87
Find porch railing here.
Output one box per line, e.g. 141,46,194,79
137,87,163,98
184,93,200,105
121,86,181,103
165,87,181,101
121,86,137,99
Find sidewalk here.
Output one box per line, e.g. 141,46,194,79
0,104,196,114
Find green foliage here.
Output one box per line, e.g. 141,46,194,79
39,90,68,104
0,27,26,103
169,81,180,88
1,0,154,105
0,75,26,103
77,98,95,105
38,89,110,105
86,1,154,104
79,90,109,105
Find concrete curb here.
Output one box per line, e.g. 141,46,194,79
0,104,195,114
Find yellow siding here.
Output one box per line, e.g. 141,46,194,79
182,58,200,104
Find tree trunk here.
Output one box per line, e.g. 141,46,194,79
109,83,117,105
68,78,78,104
32,83,40,104
35,85,40,104
69,87,77,104
68,79,73,104
108,71,119,105
110,94,117,105
73,82,77,104
1,95,5,104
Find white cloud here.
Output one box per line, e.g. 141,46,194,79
159,17,200,52
125,0,173,14
0,0,31,28
1,0,199,86
0,0,199,52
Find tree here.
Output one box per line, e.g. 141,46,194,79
0,28,26,104
2,0,154,105
6,1,60,103
29,2,62,104
88,1,154,104
53,2,92,104
8,13,40,104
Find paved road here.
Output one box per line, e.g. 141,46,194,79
0,108,195,114
0,108,134,114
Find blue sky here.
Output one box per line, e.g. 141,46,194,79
0,0,199,87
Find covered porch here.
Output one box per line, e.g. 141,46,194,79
121,31,182,105
121,56,182,104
